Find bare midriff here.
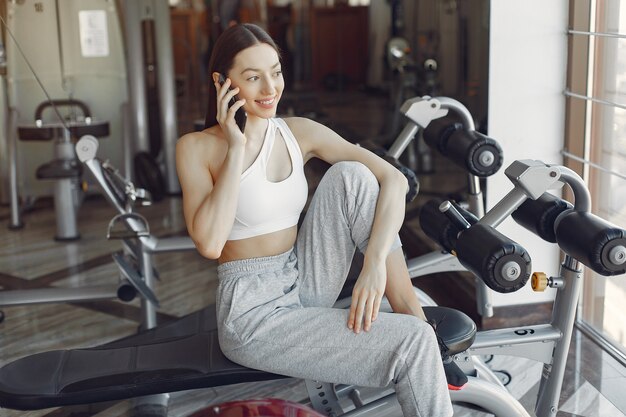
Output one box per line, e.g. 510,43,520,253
217,226,298,264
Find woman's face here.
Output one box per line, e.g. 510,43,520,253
228,43,284,120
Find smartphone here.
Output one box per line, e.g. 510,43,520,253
218,74,247,133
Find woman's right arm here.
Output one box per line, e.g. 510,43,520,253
176,134,245,259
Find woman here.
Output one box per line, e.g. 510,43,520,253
176,23,460,417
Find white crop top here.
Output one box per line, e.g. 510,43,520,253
227,118,308,240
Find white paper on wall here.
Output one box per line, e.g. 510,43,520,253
78,10,109,57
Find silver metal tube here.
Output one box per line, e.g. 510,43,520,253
140,244,158,329
121,102,132,180
436,96,476,130
8,107,22,229
386,122,419,159
472,356,506,388
466,190,484,218
122,0,150,153
467,174,481,198
465,175,493,317
535,258,583,417
479,187,529,227
471,324,561,364
475,279,494,318
0,285,120,307
472,324,561,349
561,149,626,182
54,178,79,239
84,159,126,213
148,236,196,253
0,39,7,205
153,0,180,194
557,166,591,211
341,392,400,416
406,251,465,278
568,29,626,40
450,377,531,417
575,318,626,367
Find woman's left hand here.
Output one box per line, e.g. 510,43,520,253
348,258,387,334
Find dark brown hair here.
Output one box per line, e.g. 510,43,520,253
204,24,280,129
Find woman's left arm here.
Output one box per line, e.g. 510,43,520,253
288,117,408,334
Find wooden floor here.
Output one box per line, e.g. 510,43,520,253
1,89,625,416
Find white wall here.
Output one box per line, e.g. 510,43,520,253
487,0,568,306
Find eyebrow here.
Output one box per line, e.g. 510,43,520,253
240,62,281,74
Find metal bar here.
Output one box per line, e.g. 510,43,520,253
153,0,180,194
386,122,419,159
478,187,528,228
467,174,481,200
149,236,196,253
564,89,626,111
561,150,626,181
450,377,531,417
575,318,626,367
436,96,476,130
558,166,591,212
568,29,626,40
140,243,158,329
472,356,506,388
0,285,120,307
470,324,561,364
406,251,465,278
535,259,583,416
7,108,22,229
465,173,493,318
122,0,149,153
340,392,399,416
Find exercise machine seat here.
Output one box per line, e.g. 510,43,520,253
35,158,82,179
0,305,475,410
17,120,110,142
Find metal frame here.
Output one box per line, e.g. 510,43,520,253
0,136,194,325
64,134,608,417
72,95,603,416
302,159,598,417
76,135,195,328
386,96,493,317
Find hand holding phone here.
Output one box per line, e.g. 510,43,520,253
218,74,247,133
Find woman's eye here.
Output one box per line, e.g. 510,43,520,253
247,76,259,82
274,71,283,77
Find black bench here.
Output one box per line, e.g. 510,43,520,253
0,304,475,410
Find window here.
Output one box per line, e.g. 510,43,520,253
566,0,626,362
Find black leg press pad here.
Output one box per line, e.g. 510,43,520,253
0,305,475,410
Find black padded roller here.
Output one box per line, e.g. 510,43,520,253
419,199,478,252
444,130,503,177
383,156,420,203
456,224,532,293
422,117,463,154
555,211,626,276
512,194,574,243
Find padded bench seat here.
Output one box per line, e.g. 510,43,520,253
0,305,475,410
17,121,110,141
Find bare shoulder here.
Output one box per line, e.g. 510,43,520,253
178,127,226,157
282,116,323,137
177,127,228,175
178,127,216,151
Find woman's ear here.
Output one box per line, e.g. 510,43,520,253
212,72,222,84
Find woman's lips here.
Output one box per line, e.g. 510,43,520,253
256,97,276,109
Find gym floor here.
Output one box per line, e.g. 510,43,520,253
1,89,625,417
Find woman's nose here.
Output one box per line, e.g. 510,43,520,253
261,78,275,94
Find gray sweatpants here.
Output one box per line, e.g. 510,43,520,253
216,161,453,417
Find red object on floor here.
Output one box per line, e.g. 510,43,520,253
189,398,326,417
